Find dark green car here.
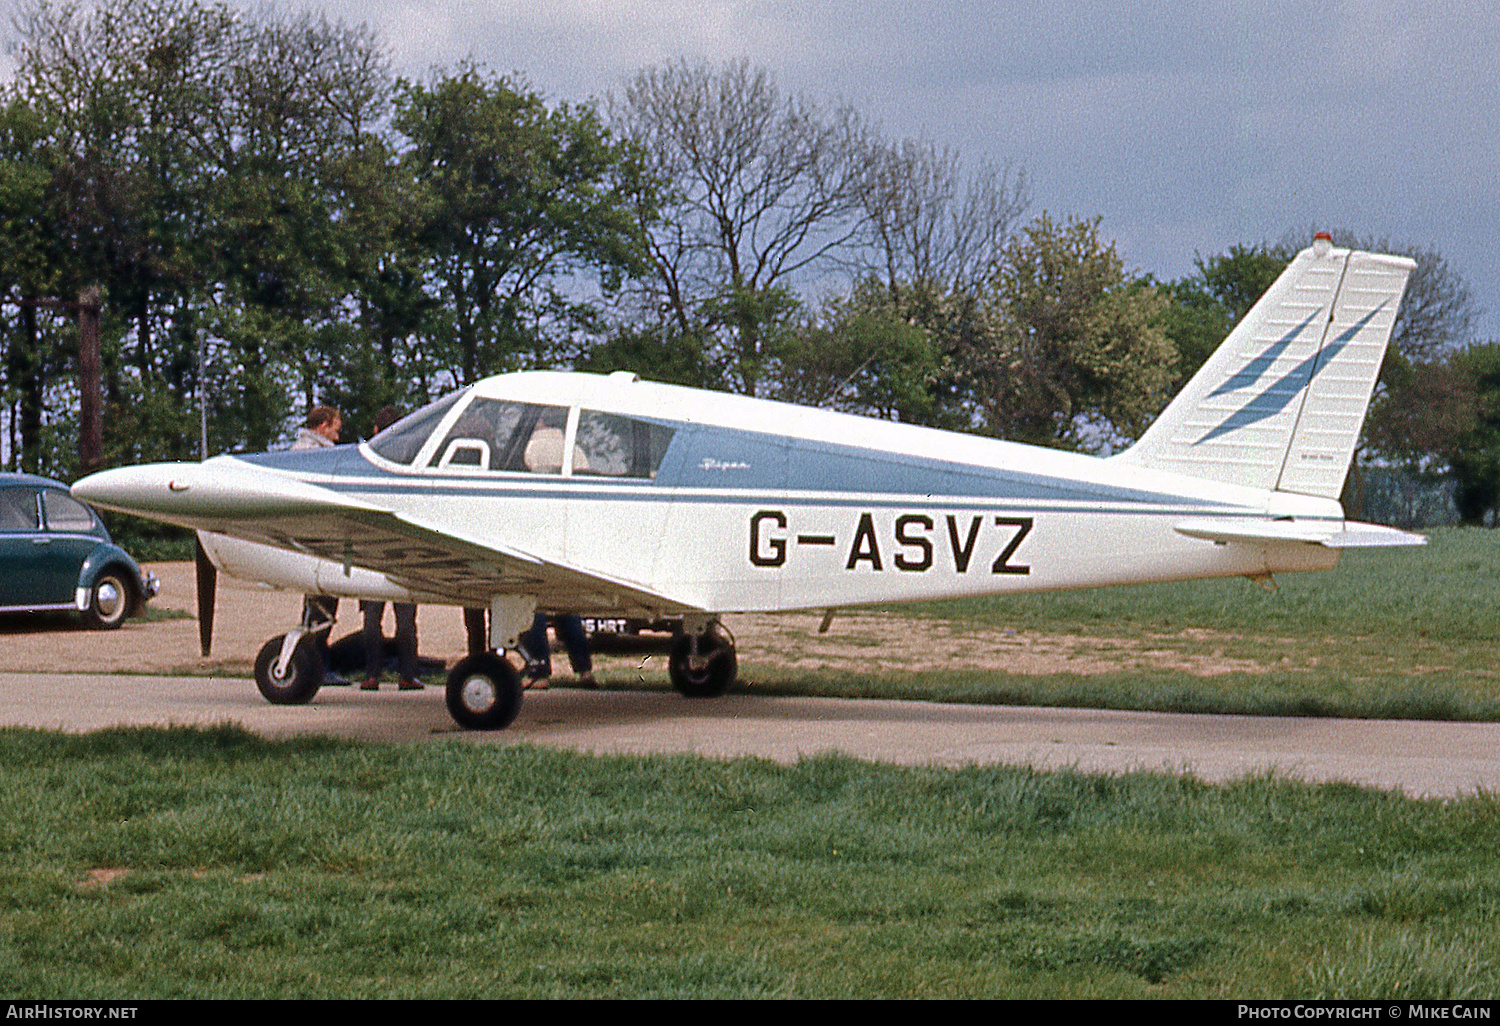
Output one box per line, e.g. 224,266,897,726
0,473,159,629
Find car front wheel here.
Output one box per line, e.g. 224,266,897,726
81,571,131,630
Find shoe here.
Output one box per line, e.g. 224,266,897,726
398,677,423,691
360,676,379,691
525,676,550,691
324,672,352,686
577,672,598,689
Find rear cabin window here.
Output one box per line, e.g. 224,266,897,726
573,411,675,479
368,389,468,465
41,491,95,530
0,489,39,531
432,399,573,474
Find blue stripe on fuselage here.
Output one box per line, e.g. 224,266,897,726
233,423,1236,509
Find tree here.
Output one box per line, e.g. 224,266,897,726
395,67,649,386
1,0,400,469
611,60,869,395
972,214,1176,451
774,279,942,423
1367,345,1500,526
857,137,1028,297
1159,244,1287,384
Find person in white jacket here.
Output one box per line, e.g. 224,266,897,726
291,405,346,683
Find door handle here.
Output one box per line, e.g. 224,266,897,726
31,537,50,544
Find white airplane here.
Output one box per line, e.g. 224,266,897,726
73,235,1424,730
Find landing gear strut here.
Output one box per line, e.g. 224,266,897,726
668,621,737,698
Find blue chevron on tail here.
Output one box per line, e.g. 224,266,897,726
1115,238,1414,500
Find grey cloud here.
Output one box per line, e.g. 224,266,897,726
257,1,1499,331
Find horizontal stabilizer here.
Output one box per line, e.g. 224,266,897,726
1175,518,1425,548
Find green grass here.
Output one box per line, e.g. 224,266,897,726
898,526,1495,641
1,725,1496,998
733,667,1500,722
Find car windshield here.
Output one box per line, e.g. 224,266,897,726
366,388,468,465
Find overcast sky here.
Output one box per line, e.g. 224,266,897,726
72,2,1500,334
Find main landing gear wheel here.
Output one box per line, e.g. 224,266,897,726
445,653,524,731
668,626,737,698
253,634,324,705
82,570,131,630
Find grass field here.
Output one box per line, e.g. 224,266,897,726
729,527,1500,722
0,725,1496,999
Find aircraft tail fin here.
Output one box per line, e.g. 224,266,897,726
1115,239,1415,499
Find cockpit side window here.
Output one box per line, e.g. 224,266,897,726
513,405,571,474
368,389,468,465
430,399,572,475
573,411,676,479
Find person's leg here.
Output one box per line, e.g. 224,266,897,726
360,600,384,689
520,611,552,686
394,603,421,688
305,595,346,685
463,607,487,657
553,615,594,684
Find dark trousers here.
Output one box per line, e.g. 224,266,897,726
463,607,488,656
521,612,591,677
361,600,418,679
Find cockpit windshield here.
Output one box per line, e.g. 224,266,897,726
366,388,468,465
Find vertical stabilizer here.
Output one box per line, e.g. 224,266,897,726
1115,241,1414,499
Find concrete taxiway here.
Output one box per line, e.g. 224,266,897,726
2,671,1496,798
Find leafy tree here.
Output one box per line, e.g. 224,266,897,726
1369,345,1500,526
0,96,69,472
611,60,868,395
774,279,941,423
1159,244,1287,384
1,0,399,468
973,213,1175,451
395,67,649,387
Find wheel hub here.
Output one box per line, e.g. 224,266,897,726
461,675,497,713
95,581,122,618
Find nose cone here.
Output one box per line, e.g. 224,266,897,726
73,463,207,519
73,458,374,530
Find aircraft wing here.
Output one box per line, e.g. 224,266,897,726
1174,518,1426,548
225,507,690,613
72,460,693,614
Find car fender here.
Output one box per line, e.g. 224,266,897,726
74,544,156,612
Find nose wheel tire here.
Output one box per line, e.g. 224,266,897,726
82,571,131,630
253,634,324,705
445,653,523,730
668,627,737,698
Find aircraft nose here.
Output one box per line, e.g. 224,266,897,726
73,458,366,526
72,463,206,517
